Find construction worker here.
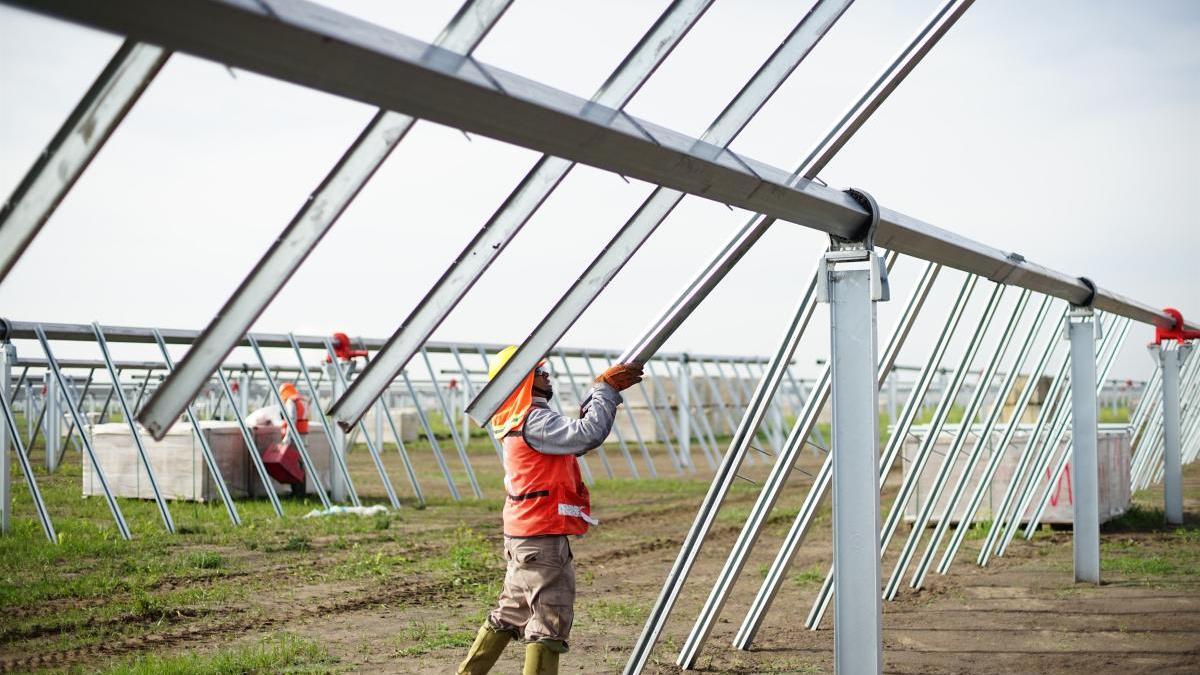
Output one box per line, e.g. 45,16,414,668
458,347,643,675
246,381,310,495
278,382,309,440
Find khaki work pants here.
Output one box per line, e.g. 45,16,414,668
488,535,575,647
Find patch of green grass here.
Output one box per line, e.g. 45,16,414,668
332,543,416,581
963,520,992,541
914,404,966,426
395,621,475,656
587,599,646,625
1104,504,1168,532
1104,554,1178,576
792,564,825,586
96,633,334,674
423,525,502,601
186,551,225,570
1099,406,1131,423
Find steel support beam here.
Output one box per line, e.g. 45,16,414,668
1,343,12,534
935,304,1066,574
824,245,888,674
1152,343,1190,524
128,0,512,439
42,371,60,472
886,290,1033,598
328,0,713,431
470,0,853,423
152,329,241,526
1067,306,1100,583
14,0,1186,352
0,341,56,542
35,326,131,539
0,40,168,282
795,274,977,635
93,323,176,533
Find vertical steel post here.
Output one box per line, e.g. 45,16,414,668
43,371,61,472
1,343,11,534
238,371,250,416
822,238,888,674
1152,344,1189,525
1067,305,1100,583
0,342,56,542
1018,317,1127,543
677,356,691,469
326,359,350,505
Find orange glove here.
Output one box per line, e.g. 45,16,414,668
596,363,643,391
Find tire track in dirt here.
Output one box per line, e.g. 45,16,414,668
0,537,460,672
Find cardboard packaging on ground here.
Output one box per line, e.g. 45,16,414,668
901,424,1131,525
83,421,334,501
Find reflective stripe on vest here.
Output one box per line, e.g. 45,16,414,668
501,432,592,537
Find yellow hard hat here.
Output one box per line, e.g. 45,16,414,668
487,346,548,381
488,346,518,381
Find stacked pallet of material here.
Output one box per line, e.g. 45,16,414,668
85,421,249,502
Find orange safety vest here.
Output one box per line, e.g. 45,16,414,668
502,419,593,537
281,392,310,435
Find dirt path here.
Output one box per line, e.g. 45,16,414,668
2,445,1198,673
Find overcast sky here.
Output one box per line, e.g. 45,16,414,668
1,0,1197,384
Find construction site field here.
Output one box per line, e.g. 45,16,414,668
2,434,1198,674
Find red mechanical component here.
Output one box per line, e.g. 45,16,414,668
1153,308,1200,345
325,332,369,362
262,441,306,485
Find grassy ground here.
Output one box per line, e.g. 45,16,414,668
1,419,1196,673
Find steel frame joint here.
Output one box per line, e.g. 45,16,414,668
817,188,889,304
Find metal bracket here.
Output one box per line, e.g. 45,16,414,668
817,188,889,303
1065,303,1102,341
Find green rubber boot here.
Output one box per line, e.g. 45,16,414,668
457,623,512,675
522,641,564,675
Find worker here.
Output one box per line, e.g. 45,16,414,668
277,382,309,440
457,347,643,675
245,381,310,495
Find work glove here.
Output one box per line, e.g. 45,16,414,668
596,362,643,391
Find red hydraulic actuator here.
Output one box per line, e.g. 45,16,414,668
326,332,369,362
1153,308,1200,345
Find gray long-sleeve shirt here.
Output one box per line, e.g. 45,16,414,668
522,383,622,456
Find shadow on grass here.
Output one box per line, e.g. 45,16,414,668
1102,504,1200,535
